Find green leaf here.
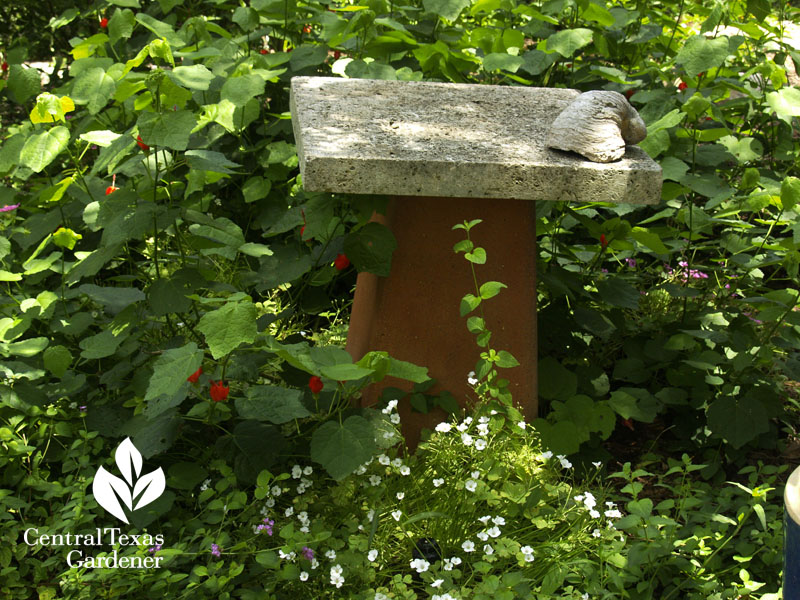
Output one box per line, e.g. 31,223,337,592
630,227,669,254
137,110,198,151
220,74,266,107
495,351,519,368
545,28,593,57
242,176,271,203
342,222,398,277
79,130,122,147
310,416,377,480
135,13,185,47
145,343,203,401
581,2,614,26
479,281,506,300
289,45,330,70
197,298,258,359
716,135,763,163
482,53,524,73
185,150,241,174
319,363,374,381
531,418,580,455
79,329,123,359
108,8,136,44
706,395,768,449
236,386,311,423
596,278,640,309
781,176,800,212
464,247,486,264
169,64,215,90
675,35,730,78
20,127,70,173
79,284,145,313
538,357,577,401
460,293,481,316
72,67,116,114
3,337,49,358
423,0,471,21
7,65,41,104
766,87,800,124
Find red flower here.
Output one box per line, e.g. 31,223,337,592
260,49,268,54
333,50,341,60
1,62,8,72
308,375,323,394
334,253,350,271
624,89,634,99
621,418,635,431
136,135,150,151
677,81,688,91
303,24,312,33
600,234,608,250
105,174,118,195
210,380,229,402
100,17,108,28
187,367,203,383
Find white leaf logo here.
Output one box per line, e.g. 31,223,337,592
92,437,166,524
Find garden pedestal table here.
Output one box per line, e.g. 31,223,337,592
290,76,661,448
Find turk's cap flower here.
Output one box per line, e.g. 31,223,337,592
0,203,20,213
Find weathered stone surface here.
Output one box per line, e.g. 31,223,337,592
290,76,662,205
546,90,647,163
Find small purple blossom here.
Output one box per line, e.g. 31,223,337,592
257,517,274,535
625,258,637,268
302,546,314,561
148,544,162,554
79,405,87,412
211,543,221,557
0,203,20,213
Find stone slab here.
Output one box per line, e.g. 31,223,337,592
290,76,662,205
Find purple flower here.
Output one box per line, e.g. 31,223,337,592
211,543,221,557
148,544,162,554
0,203,20,213
625,258,637,268
79,405,87,412
257,517,274,535
302,546,314,561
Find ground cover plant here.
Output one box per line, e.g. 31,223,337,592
0,0,799,597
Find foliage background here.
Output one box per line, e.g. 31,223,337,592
0,0,798,596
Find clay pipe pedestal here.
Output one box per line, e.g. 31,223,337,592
290,76,662,448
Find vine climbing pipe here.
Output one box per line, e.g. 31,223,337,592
290,76,662,448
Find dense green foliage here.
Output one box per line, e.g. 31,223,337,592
0,0,798,596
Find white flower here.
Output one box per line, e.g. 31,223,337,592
477,531,489,541
435,422,452,433
311,558,319,569
432,578,444,588
378,454,390,465
471,470,480,479
392,458,403,468
356,465,368,475
325,550,336,560
605,501,616,507
391,510,402,521
390,413,401,424
467,371,478,385
479,416,490,424
303,466,313,475
399,465,411,476
271,485,282,496
200,478,211,491
474,439,487,451
540,451,553,460
522,550,535,563
410,558,430,573
456,422,469,433
375,594,390,600
299,571,309,581
465,480,477,492
483,544,494,555
463,416,473,425
520,545,533,554
292,465,302,479
368,549,378,562
592,529,601,538
330,564,344,588
396,492,405,500
366,509,375,520
605,509,623,519
517,420,526,429
492,516,505,526
590,510,601,519
477,423,489,436
462,540,475,552
486,526,501,538
478,515,491,524
558,456,572,469
369,475,382,486
461,433,473,446
382,400,398,414
266,497,275,508
285,506,294,517
582,594,589,600
279,550,296,561
450,556,462,565
592,461,602,468
582,492,597,509
433,478,444,487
